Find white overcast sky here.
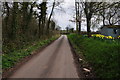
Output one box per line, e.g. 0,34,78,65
37,0,99,31
47,0,88,31
52,0,76,30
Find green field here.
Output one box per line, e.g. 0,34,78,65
68,34,120,78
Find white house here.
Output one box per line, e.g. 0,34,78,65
100,25,120,38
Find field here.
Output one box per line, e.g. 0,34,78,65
68,34,120,78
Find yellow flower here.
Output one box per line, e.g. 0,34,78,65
92,34,115,39
118,36,120,39
108,36,112,39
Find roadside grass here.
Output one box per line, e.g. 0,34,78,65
68,34,120,78
2,35,60,70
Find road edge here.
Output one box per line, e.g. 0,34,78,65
67,37,85,78
2,36,61,78
67,36,95,78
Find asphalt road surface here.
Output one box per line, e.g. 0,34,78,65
10,35,79,78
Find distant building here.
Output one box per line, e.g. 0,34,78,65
100,25,120,38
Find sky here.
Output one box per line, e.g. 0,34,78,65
52,0,76,30
37,0,100,31
36,0,76,30
48,0,88,31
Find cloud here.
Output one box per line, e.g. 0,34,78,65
52,0,76,30
53,12,75,30
49,0,95,31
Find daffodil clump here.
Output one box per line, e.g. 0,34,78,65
92,34,120,39
118,35,120,39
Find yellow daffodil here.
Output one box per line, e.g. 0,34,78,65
92,34,115,39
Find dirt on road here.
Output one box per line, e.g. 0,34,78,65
9,35,79,78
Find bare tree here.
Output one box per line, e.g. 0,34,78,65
81,2,104,37
97,2,120,25
106,2,120,25
46,0,55,35
83,2,94,37
75,0,82,34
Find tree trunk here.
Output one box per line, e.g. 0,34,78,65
86,17,91,37
46,0,55,35
41,2,47,35
26,3,35,30
22,2,29,34
103,3,105,26
4,2,10,38
11,2,18,39
84,2,93,37
75,1,78,33
103,16,105,26
78,10,82,34
38,15,41,38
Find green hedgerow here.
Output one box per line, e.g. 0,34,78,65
68,34,120,78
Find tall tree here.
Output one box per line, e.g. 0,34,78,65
22,2,29,34
37,1,47,38
75,0,79,33
84,2,94,37
11,2,18,39
97,2,120,25
106,2,120,25
75,0,82,34
46,0,55,35
41,1,47,35
81,2,103,37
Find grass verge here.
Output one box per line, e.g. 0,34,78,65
68,34,120,78
2,35,60,70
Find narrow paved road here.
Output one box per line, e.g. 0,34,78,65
10,35,79,78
